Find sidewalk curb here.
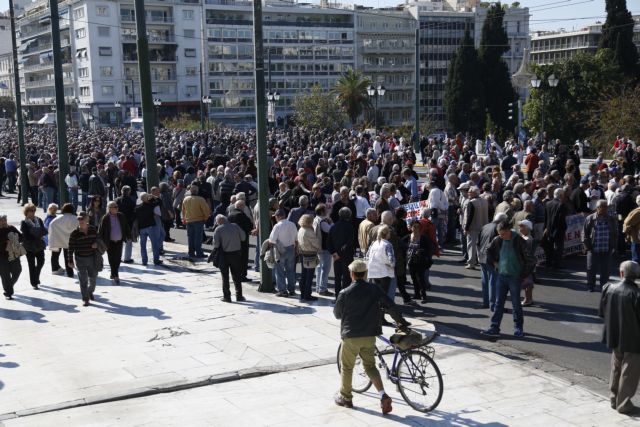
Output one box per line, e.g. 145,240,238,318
0,357,335,421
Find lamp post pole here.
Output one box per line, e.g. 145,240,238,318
530,73,559,142
202,96,212,129
367,85,385,132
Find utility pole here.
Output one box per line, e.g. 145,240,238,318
49,0,69,204
414,27,420,154
134,0,159,190
199,63,205,130
252,0,273,292
9,0,27,204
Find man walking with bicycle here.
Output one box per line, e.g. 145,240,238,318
333,259,409,414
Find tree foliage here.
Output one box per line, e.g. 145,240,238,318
600,0,639,78
293,85,345,131
523,50,625,145
332,68,371,125
478,2,516,137
0,97,16,121
444,28,485,136
588,85,640,150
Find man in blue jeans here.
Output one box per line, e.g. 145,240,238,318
478,212,508,310
135,193,163,266
269,209,298,297
481,220,535,338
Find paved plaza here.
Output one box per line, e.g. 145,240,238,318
0,194,636,426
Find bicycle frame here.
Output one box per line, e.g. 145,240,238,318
374,335,436,385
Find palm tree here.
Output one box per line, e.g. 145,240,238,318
332,69,372,126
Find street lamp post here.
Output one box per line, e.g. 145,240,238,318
266,91,279,129
202,95,212,129
367,85,385,131
153,98,162,127
114,101,121,128
530,73,559,141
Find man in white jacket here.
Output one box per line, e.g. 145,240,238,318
48,203,79,278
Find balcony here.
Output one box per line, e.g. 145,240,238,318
123,55,178,63
122,34,176,43
25,77,74,88
121,15,174,24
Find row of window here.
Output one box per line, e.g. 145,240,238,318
207,61,352,73
363,56,412,66
73,5,110,20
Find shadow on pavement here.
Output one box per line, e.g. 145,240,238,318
120,280,192,294
91,296,171,320
0,307,47,323
523,302,601,324
13,295,80,314
240,299,316,315
351,405,508,426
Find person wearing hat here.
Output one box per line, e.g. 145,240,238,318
518,219,536,306
333,259,409,413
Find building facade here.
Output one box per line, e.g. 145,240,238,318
10,0,530,129
531,16,640,65
354,8,416,126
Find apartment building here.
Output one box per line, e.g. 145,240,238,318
203,0,356,127
531,16,640,65
17,0,202,127
354,7,417,126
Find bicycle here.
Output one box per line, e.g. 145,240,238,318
336,328,443,413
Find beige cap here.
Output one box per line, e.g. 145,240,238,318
348,259,368,273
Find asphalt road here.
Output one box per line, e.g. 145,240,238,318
165,225,613,393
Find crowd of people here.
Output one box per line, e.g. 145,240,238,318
0,128,638,320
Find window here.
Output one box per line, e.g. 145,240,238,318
73,8,85,19
101,86,114,95
78,67,89,77
185,85,197,96
96,5,109,16
100,66,113,77
98,26,110,37
182,9,194,20
183,29,195,38
184,48,196,57
75,48,87,58
185,66,196,76
99,47,112,56
75,28,86,39
79,86,90,96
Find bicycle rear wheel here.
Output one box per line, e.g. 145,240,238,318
396,349,443,413
336,343,373,393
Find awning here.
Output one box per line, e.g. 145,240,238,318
37,113,56,125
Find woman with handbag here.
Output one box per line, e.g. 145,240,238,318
48,203,78,278
404,220,432,304
0,214,24,299
20,203,47,289
68,212,100,306
297,214,321,302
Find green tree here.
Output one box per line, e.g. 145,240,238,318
0,97,16,121
588,84,640,150
293,85,345,130
444,28,485,136
478,2,516,136
523,50,624,144
332,68,371,125
600,0,638,78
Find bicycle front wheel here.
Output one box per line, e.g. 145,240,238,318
336,343,373,394
397,349,443,413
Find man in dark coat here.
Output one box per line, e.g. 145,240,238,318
599,260,640,415
542,188,567,269
228,199,253,280
328,207,355,300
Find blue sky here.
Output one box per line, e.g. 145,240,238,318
0,0,634,32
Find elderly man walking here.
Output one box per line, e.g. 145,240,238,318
600,261,640,415
464,186,488,270
181,184,211,259
583,200,618,292
269,209,298,297
212,215,247,302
